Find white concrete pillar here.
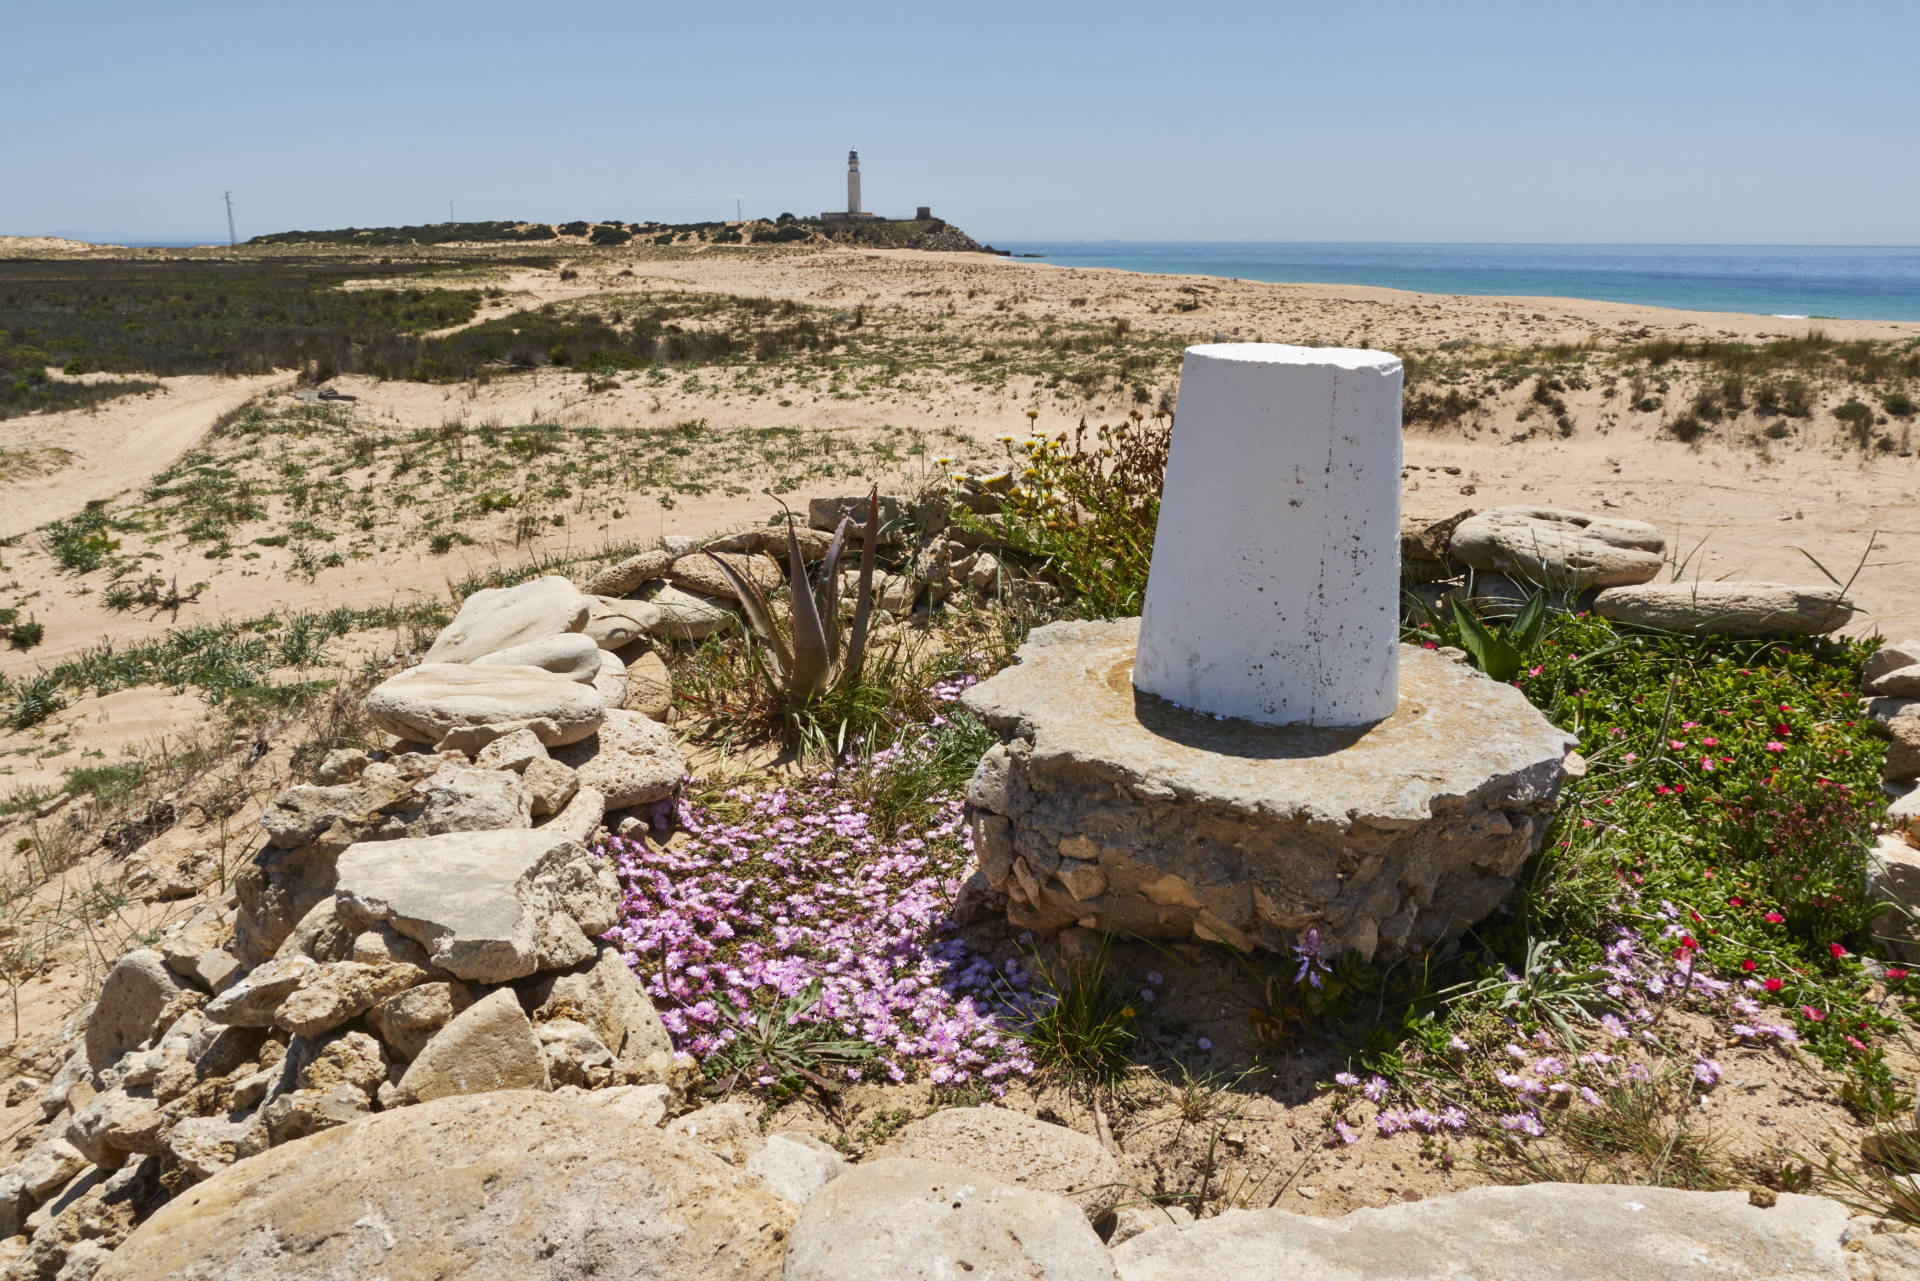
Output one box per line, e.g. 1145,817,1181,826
1134,343,1403,727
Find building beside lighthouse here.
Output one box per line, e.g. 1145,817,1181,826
821,149,883,222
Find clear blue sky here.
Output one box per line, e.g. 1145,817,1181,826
7,0,1917,245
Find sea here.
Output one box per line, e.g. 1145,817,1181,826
991,243,1920,323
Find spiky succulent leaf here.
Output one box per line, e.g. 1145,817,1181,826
842,487,880,683
785,516,833,701
702,549,793,679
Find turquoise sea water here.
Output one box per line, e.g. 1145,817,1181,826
991,243,1920,323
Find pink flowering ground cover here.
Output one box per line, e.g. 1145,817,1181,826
601,740,1038,1092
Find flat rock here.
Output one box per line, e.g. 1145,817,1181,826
552,709,685,810
874,1106,1126,1216
785,1157,1117,1281
396,988,550,1102
1594,581,1855,637
367,663,605,747
332,828,619,983
586,595,650,650
1109,1183,1855,1281
622,648,673,719
471,632,602,682
1450,506,1665,590
1871,664,1920,699
1867,639,1920,689
204,955,318,1027
585,548,675,597
419,764,530,833
274,961,426,1038
632,582,738,641
423,575,590,664
87,949,187,1072
592,648,629,711
1889,786,1920,840
667,550,782,600
961,621,1576,958
99,1092,796,1281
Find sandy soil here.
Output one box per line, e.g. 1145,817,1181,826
0,372,293,538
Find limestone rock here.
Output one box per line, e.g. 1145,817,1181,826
423,574,589,664
592,648,629,711
668,550,781,600
14,1138,86,1200
366,663,605,747
204,956,318,1028
705,525,837,560
522,756,579,817
252,1083,371,1150
534,1018,617,1088
258,772,417,853
333,828,619,983
66,1087,164,1166
560,1082,675,1128
1867,640,1920,690
1594,581,1854,637
274,895,355,963
808,493,906,544
1450,506,1665,590
622,647,673,719
543,784,607,844
368,979,473,1060
471,632,603,682
1889,786,1920,841
274,961,426,1038
525,943,673,1069
350,920,437,969
295,1030,390,1095
1107,1183,1855,1281
585,547,675,597
667,1102,764,1167
632,582,738,641
86,949,187,1072
475,726,548,773
585,595,650,650
874,1106,1127,1216
1873,664,1920,699
961,621,1576,959
312,748,370,785
745,1132,844,1207
1892,718,1920,783
420,764,530,833
551,708,685,810
98,1092,796,1281
395,988,550,1102
159,931,242,996
163,1113,252,1182
1109,1204,1193,1246
236,848,348,966
785,1157,1117,1281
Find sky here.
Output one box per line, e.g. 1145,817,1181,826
6,0,1918,246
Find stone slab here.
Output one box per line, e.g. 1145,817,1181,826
961,619,1575,958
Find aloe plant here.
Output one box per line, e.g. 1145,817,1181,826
702,487,880,708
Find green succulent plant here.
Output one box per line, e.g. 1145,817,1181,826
702,486,880,708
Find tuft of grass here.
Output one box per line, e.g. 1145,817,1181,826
1019,935,1139,1084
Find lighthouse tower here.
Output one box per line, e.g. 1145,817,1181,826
847,149,862,216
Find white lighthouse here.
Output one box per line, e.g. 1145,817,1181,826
821,150,882,222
